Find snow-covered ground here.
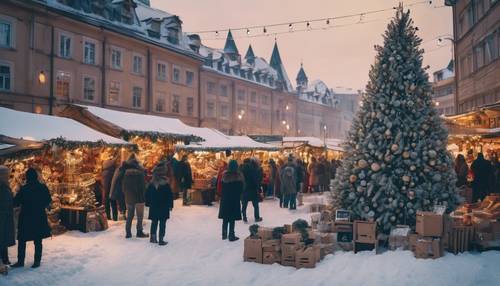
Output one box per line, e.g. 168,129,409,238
3,194,500,286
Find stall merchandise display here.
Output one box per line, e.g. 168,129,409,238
1,145,120,234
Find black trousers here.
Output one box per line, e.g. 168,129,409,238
1,247,9,264
106,199,118,221
17,239,42,264
150,218,167,240
241,199,260,220
222,219,235,237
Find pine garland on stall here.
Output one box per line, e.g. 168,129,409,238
332,7,459,233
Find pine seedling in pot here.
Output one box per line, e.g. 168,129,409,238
249,224,260,239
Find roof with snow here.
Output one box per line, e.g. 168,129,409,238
296,64,308,83
244,45,255,62
223,30,239,55
0,107,129,151
176,132,279,152
267,137,344,151
269,42,293,92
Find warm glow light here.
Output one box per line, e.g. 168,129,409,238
282,120,286,125
323,125,327,130
286,124,290,130
38,71,47,84
286,105,290,110
238,114,243,120
34,105,42,114
435,101,440,106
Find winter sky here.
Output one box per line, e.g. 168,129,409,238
152,0,453,92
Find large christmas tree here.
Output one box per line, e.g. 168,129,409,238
332,7,459,233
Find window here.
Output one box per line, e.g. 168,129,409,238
59,34,71,58
0,20,12,48
83,40,96,65
108,81,120,105
207,82,216,94
261,94,269,105
250,91,257,103
111,48,122,69
83,76,95,101
206,101,215,118
474,45,484,70
0,63,11,91
187,97,194,116
250,108,257,121
132,87,142,108
485,33,497,64
171,94,180,113
172,66,180,83
220,84,228,97
56,71,70,97
260,110,270,123
186,71,194,86
220,103,229,119
133,55,143,75
157,62,167,81
156,91,166,112
237,89,246,101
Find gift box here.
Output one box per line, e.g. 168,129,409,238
416,211,443,237
295,247,317,269
414,237,443,259
244,237,263,263
354,221,377,243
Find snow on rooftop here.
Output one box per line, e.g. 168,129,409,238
270,137,344,151
0,107,127,145
79,105,199,139
177,129,278,151
135,1,172,20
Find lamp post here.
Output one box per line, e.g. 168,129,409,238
238,113,244,135
323,124,327,155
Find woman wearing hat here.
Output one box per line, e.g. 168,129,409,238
0,166,15,269
218,160,244,241
12,168,52,269
146,162,174,246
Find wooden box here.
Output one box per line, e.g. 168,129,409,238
60,206,88,233
354,221,377,243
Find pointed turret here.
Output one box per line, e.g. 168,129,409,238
223,30,239,60
245,45,255,65
269,41,292,92
296,62,308,89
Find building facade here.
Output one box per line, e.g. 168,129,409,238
0,0,358,138
446,0,500,114
432,61,456,115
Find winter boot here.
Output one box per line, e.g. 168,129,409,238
31,261,41,269
11,262,24,268
255,217,263,222
125,232,132,239
158,240,168,246
150,234,158,244
137,230,149,238
222,228,228,240
228,234,239,242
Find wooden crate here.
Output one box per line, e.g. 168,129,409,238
447,225,475,254
354,221,377,244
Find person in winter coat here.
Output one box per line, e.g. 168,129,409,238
281,159,297,210
177,155,193,206
317,157,328,192
109,159,128,220
0,166,15,266
166,154,180,198
455,154,469,188
121,154,149,239
491,153,500,194
471,153,493,202
146,162,174,246
308,157,319,192
216,161,228,198
11,168,51,269
102,159,118,221
218,160,244,241
240,158,263,223
267,159,278,198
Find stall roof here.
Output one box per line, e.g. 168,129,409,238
58,105,203,142
0,107,128,146
267,137,344,151
176,129,279,151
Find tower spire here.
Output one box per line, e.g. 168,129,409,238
270,41,292,92
223,29,239,59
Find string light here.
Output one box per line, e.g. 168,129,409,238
246,28,250,35
190,0,432,35
263,26,267,33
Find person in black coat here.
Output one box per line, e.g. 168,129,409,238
177,155,193,206
218,160,244,241
240,158,263,223
12,168,52,269
146,162,174,246
471,153,494,202
0,166,15,266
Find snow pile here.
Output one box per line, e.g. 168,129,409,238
0,107,127,145
3,195,499,286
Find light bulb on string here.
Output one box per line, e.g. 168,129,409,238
306,22,310,29
215,31,219,37
246,28,250,35
326,18,330,25
263,26,267,34
288,23,293,31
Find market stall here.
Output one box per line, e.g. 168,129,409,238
0,107,133,233
175,132,280,203
58,104,203,171
443,102,500,161
266,137,344,164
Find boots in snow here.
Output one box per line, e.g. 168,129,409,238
137,230,149,238
159,240,168,246
150,234,158,244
